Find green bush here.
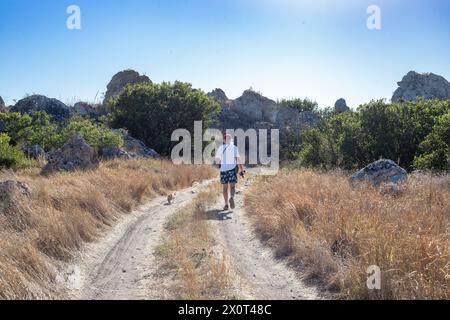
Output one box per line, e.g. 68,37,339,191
297,99,450,171
0,112,123,152
110,81,220,155
414,112,450,170
60,117,123,149
0,112,60,151
0,134,30,169
279,98,319,113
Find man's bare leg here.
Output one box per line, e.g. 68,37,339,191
229,183,236,209
223,184,229,209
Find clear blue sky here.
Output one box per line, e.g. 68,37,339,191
1,0,450,108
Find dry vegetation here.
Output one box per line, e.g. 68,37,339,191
245,170,449,300
155,185,231,300
0,159,215,299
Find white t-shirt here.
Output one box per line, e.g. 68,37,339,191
216,144,240,172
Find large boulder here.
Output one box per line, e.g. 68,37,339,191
350,159,408,187
231,90,280,123
103,69,152,104
123,133,158,158
392,71,450,102
73,102,98,117
22,145,45,160
0,180,31,204
98,147,132,160
11,95,71,122
0,180,32,230
41,132,99,175
334,98,350,113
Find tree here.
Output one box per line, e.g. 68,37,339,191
110,81,220,155
414,112,450,170
298,127,333,169
279,98,319,113
327,112,366,169
298,99,450,171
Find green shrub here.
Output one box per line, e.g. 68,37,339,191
0,112,60,151
279,98,319,113
110,81,220,155
60,117,123,149
298,99,450,171
0,112,123,152
0,134,30,169
414,112,450,170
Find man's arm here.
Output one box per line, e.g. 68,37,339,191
215,146,223,167
235,150,245,175
236,156,243,170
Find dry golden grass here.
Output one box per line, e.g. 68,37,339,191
245,170,449,300
156,185,231,300
0,159,215,299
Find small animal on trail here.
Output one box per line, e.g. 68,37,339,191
167,193,176,205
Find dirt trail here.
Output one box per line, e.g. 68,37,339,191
67,168,320,300
68,180,213,300
208,169,320,300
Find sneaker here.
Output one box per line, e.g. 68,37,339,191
223,204,229,211
229,197,235,209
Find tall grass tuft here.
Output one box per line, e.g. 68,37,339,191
0,159,215,299
156,186,231,299
245,170,449,299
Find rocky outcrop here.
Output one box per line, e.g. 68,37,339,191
103,70,152,104
0,180,32,230
350,159,408,187
123,133,158,158
42,132,99,175
0,96,7,112
334,98,350,113
98,147,132,160
210,89,319,134
231,90,280,123
73,102,98,117
98,134,158,160
0,97,6,129
11,95,71,122
22,145,45,160
392,71,450,102
208,89,230,107
276,108,319,132
0,180,31,203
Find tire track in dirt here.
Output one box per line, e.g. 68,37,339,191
68,169,321,300
68,180,213,300
207,169,320,300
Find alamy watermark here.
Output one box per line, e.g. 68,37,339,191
66,5,81,30
367,5,381,30
171,121,280,174
65,5,379,31
367,265,381,290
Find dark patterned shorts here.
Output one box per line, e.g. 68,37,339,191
220,168,238,184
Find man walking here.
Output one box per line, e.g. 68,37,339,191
216,133,245,210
